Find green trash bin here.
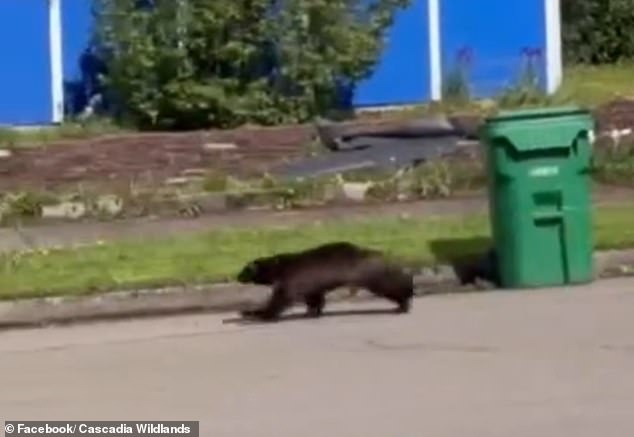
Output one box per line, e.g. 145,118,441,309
480,106,595,288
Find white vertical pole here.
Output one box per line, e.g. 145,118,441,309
49,0,64,123
544,0,563,94
428,0,442,101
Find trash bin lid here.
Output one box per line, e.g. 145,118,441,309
482,106,594,152
485,106,591,121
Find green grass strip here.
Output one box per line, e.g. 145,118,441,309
1,205,633,300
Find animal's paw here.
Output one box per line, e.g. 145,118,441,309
240,309,257,319
395,299,412,314
305,307,324,318
240,308,280,322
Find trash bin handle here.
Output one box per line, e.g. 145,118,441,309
533,211,564,222
533,189,564,223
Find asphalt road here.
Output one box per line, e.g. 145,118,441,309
2,277,634,437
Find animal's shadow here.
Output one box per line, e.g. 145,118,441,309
428,237,500,288
222,307,403,326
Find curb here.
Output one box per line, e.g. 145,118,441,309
1,249,633,330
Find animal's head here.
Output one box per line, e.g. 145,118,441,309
236,255,284,285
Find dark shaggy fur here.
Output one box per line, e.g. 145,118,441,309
237,242,414,321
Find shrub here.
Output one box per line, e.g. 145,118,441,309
92,0,410,130
562,0,634,64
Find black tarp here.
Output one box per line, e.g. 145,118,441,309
272,116,475,179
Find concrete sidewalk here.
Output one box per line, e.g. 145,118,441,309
0,194,487,253
1,185,633,254
2,277,633,437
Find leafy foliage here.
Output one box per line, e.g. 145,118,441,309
92,0,410,130
562,0,634,64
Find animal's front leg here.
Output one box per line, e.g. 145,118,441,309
241,284,290,321
304,293,325,318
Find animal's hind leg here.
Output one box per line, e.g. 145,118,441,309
304,293,325,318
366,275,413,314
241,285,291,321
392,293,412,313
394,279,414,313
379,287,412,313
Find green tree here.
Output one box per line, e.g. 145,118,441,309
562,0,634,64
93,0,410,130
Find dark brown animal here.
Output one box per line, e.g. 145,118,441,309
236,241,414,321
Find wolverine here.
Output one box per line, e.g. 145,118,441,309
237,241,414,321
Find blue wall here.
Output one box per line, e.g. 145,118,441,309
440,0,547,99
0,0,552,125
62,0,98,116
0,0,52,126
59,0,550,111
353,0,430,107
62,1,93,83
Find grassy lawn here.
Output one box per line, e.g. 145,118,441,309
558,63,634,106
1,205,633,300
359,63,634,122
0,118,125,149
